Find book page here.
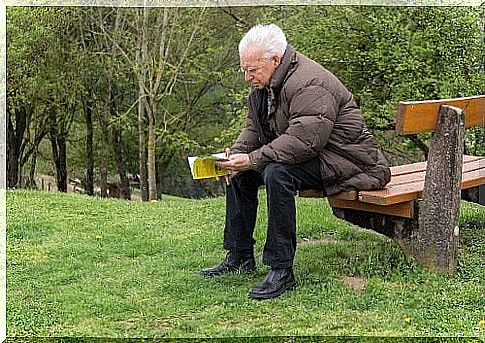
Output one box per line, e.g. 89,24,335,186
188,153,229,179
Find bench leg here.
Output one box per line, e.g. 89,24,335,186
332,200,459,273
413,105,464,273
334,105,464,273
331,206,418,259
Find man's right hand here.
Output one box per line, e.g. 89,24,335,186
220,147,239,184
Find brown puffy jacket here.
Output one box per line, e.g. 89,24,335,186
232,45,391,196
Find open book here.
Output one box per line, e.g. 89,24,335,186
187,152,229,179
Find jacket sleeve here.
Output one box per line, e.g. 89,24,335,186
231,116,263,154
249,85,337,172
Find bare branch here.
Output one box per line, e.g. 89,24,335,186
163,7,207,98
218,7,251,29
96,10,139,79
152,8,170,97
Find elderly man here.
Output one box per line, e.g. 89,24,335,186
201,24,390,300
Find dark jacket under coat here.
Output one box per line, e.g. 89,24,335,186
232,45,391,196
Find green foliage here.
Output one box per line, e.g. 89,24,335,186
7,6,484,191
213,89,249,150
7,190,485,337
158,129,200,153
465,127,485,157
263,6,484,163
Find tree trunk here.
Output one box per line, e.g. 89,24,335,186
83,98,94,196
48,107,68,193
57,135,68,192
111,125,131,200
21,122,47,189
100,86,110,197
147,103,157,200
7,112,20,188
137,7,149,202
27,145,39,189
6,108,27,188
50,133,67,193
138,101,148,202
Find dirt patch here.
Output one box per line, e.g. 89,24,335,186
338,276,368,292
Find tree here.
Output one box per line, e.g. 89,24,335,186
77,7,138,199
8,6,482,198
42,9,84,192
6,8,70,189
262,6,484,163
97,7,225,200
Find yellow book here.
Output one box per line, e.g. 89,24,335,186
188,153,229,180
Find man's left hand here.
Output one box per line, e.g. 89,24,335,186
217,153,251,172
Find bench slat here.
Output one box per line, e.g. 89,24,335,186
359,167,485,206
329,168,484,218
325,156,483,203
325,191,358,201
396,95,485,134
390,155,481,177
387,158,484,187
329,198,415,218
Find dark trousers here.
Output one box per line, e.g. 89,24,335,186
223,159,323,269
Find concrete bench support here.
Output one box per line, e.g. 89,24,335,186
414,105,464,272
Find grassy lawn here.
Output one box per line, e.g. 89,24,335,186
6,189,485,338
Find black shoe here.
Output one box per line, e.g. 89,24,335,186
200,252,256,277
248,267,296,300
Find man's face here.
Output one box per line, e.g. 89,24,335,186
240,46,280,89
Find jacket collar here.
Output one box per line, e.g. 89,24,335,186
268,44,298,93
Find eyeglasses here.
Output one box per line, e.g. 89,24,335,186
239,57,271,76
239,65,265,76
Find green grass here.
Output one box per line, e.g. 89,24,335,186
6,189,485,338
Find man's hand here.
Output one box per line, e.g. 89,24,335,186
216,148,251,185
218,153,251,172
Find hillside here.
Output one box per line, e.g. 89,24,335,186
6,190,485,338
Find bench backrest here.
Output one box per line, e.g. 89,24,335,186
396,95,485,134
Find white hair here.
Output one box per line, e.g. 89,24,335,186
238,24,287,59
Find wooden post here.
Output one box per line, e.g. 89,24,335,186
414,105,465,273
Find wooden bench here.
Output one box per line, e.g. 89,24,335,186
301,95,485,273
